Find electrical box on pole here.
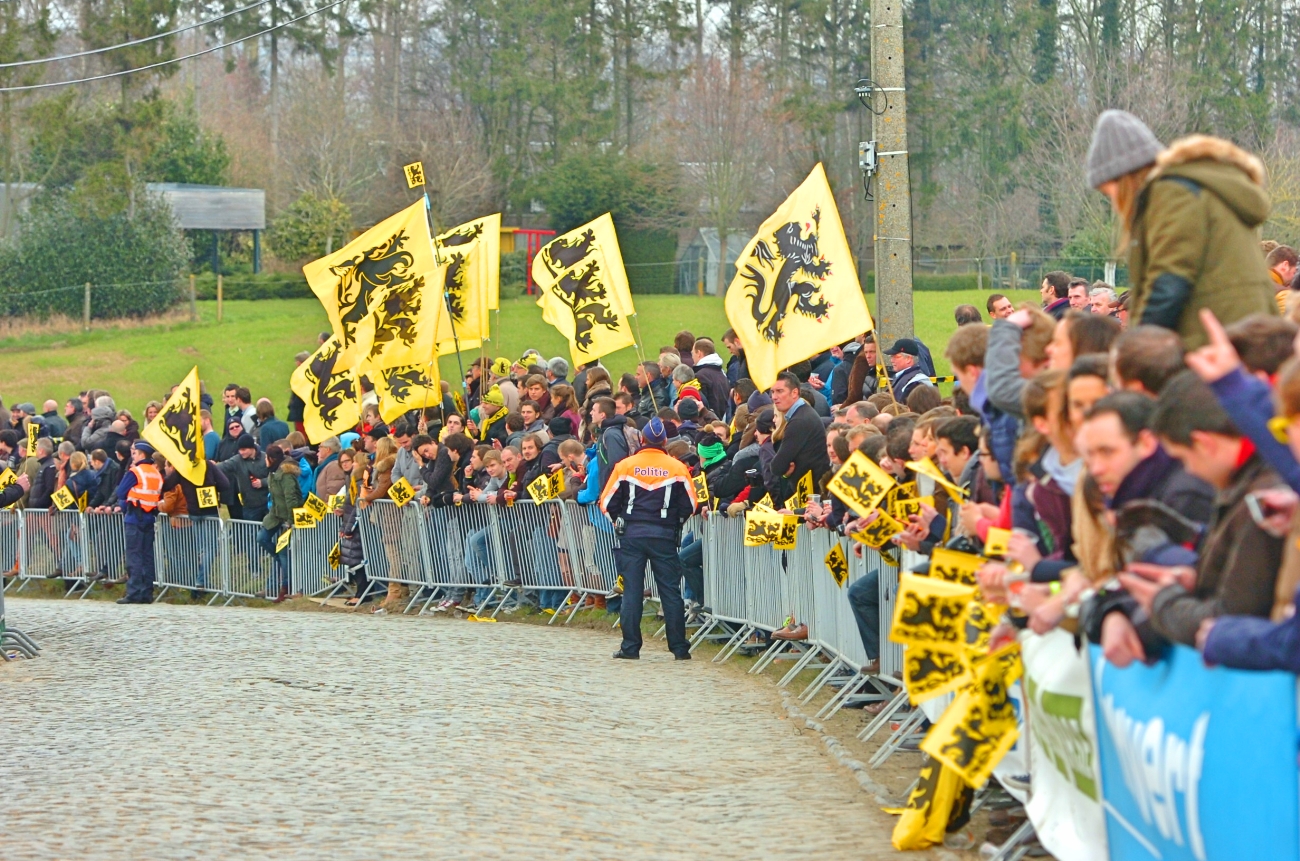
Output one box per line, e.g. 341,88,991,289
859,0,914,345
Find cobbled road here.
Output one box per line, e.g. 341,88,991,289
2,599,924,860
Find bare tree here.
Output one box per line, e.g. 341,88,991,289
276,67,382,211
672,57,792,295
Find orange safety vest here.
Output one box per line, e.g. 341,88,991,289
127,463,164,511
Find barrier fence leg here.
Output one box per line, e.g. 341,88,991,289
815,671,869,720
546,589,579,625
748,639,789,675
688,617,721,651
869,708,927,768
712,623,755,664
858,690,910,742
798,656,845,705
777,645,824,688
988,820,1037,861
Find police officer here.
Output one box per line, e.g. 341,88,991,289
599,417,698,660
116,441,162,604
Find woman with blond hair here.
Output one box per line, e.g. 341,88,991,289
1086,110,1276,349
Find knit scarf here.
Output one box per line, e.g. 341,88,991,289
479,407,507,441
698,440,727,469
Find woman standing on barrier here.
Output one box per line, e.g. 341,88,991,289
335,449,371,606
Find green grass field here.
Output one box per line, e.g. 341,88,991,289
0,290,1041,414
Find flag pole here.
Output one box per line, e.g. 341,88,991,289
413,168,467,419
871,331,895,402
629,312,660,414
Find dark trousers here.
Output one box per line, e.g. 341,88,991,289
124,520,156,603
616,534,689,657
678,536,704,604
847,566,881,661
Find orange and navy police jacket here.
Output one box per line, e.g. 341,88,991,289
599,447,698,540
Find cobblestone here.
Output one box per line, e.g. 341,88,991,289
2,599,927,860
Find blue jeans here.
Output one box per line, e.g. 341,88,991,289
59,518,83,573
678,535,703,603
465,526,493,603
531,525,565,609
191,517,218,590
847,567,881,661
256,525,290,596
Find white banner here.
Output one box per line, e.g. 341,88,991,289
1021,629,1108,861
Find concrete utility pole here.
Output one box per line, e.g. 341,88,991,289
867,0,914,344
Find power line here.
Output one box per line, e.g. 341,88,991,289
0,0,274,69
0,0,347,93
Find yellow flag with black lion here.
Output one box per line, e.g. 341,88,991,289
724,163,874,391
142,365,205,486
532,213,638,365
302,199,442,370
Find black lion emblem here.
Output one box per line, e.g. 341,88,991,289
540,228,597,278
331,230,416,351
369,275,424,360
442,252,469,323
549,259,622,349
158,388,200,466
382,366,432,402
308,340,357,426
740,208,833,343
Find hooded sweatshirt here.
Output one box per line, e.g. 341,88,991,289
692,353,731,418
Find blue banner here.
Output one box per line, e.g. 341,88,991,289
1089,643,1299,861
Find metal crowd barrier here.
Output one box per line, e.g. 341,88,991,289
155,515,223,603
0,500,908,699
684,512,903,718
290,512,345,600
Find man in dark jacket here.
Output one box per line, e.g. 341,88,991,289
1041,270,1072,320
27,438,57,510
538,416,576,475
690,338,731,419
40,400,67,439
722,329,749,388
1101,373,1285,665
88,449,122,511
1031,392,1215,584
600,418,698,660
591,397,631,491
219,434,269,520
883,339,935,404
635,362,671,418
64,399,88,449
768,373,830,500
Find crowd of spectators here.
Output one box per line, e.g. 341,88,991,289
5,111,1297,689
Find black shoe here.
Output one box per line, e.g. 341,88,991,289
190,590,203,601
674,652,692,661
611,651,639,660
116,598,146,605
503,578,522,588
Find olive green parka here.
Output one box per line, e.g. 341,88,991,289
1128,135,1278,349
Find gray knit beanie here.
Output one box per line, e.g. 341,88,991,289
1086,110,1164,189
